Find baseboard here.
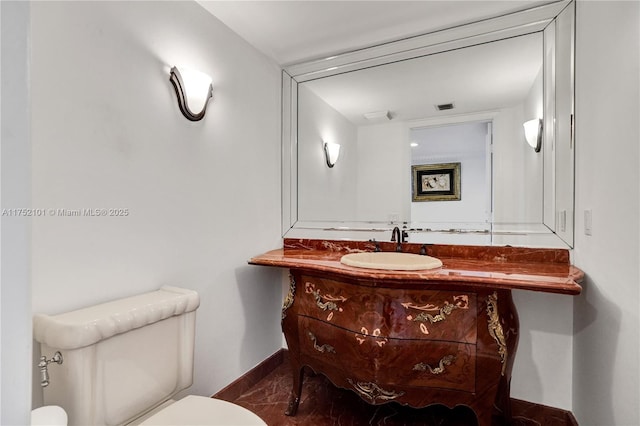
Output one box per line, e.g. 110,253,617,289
213,349,286,402
511,398,578,425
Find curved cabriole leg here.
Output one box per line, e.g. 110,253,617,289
285,366,304,416
285,394,300,416
476,410,494,426
493,377,513,424
472,398,498,426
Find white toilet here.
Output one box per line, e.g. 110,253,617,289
31,405,68,426
33,286,267,426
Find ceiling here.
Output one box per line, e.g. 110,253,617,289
197,1,549,66
302,32,542,126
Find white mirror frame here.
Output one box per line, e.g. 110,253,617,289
282,0,574,247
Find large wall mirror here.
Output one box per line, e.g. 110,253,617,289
282,1,575,248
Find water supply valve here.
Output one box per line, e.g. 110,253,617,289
38,351,63,387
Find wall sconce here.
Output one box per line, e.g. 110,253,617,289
169,66,213,121
523,118,542,152
323,142,341,168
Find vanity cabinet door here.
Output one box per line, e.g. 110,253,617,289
297,274,477,343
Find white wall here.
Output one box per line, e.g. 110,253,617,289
510,291,574,409
0,2,32,424
572,2,640,425
356,122,410,222
297,85,358,222
29,0,283,408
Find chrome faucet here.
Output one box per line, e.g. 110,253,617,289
390,226,407,252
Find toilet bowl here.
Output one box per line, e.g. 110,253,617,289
31,405,68,426
133,395,265,425
33,286,267,426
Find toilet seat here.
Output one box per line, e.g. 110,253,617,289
138,395,267,426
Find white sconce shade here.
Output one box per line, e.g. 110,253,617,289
523,118,543,152
169,66,213,121
323,142,341,168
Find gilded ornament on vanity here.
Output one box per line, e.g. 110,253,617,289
486,291,508,375
403,295,469,334
413,354,456,375
347,379,405,403
413,303,458,323
304,282,346,320
282,275,296,320
307,332,336,354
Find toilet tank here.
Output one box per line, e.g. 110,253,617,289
33,286,200,426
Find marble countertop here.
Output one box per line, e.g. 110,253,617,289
248,239,583,295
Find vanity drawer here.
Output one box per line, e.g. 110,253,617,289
374,339,476,393
386,288,477,343
297,316,376,374
297,316,476,393
296,275,477,343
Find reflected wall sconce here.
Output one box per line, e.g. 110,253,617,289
323,142,341,168
523,118,542,152
169,66,213,121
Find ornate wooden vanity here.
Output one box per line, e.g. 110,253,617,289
249,239,583,426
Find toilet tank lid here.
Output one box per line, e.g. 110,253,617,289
33,286,200,350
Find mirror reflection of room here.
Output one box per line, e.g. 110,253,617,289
297,32,546,245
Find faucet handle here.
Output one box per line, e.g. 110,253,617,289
368,239,381,252
420,244,433,256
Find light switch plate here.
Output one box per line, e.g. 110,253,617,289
559,210,567,232
584,209,592,236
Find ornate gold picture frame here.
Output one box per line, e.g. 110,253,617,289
411,162,461,202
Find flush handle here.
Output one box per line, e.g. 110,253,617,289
39,351,63,387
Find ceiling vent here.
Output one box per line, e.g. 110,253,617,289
363,110,392,121
435,103,455,111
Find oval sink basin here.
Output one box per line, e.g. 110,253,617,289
340,252,442,271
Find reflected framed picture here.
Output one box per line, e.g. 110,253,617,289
412,162,461,202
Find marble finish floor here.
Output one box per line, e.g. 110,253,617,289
217,361,573,426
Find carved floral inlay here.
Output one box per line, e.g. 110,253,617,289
354,327,388,347
347,379,405,403
486,291,507,375
305,282,346,321
403,295,469,335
